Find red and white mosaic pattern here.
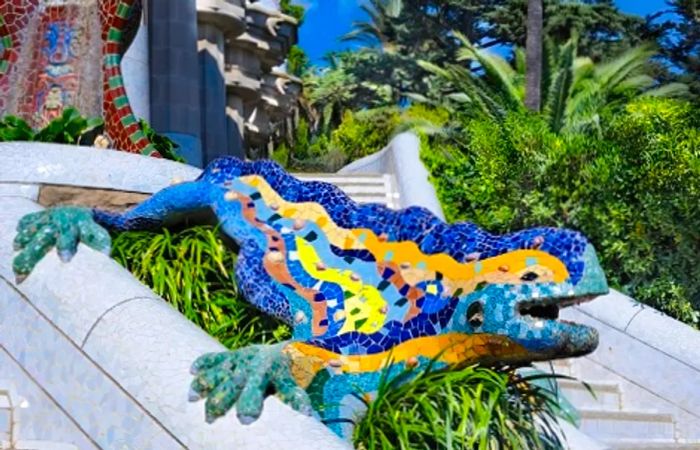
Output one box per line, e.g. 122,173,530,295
0,0,157,156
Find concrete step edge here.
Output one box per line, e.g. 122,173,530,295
602,439,700,450
579,408,675,422
558,379,621,393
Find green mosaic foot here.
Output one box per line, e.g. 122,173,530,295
13,206,110,282
189,343,312,425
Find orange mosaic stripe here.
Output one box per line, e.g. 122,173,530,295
287,333,530,378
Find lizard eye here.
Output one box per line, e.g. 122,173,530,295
467,301,484,328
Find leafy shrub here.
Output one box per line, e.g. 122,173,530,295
329,107,402,161
422,97,700,325
139,119,185,162
0,107,103,144
112,226,290,349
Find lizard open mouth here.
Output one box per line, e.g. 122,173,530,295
517,294,597,323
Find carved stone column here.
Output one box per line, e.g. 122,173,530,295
197,0,246,163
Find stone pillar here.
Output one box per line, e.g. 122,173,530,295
198,23,230,163
226,95,245,157
147,0,203,166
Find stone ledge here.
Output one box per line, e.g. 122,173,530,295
339,132,444,219
0,142,202,194
561,294,700,419
575,290,700,373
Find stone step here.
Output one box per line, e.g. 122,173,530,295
578,409,676,441
535,358,577,377
558,379,622,410
604,439,700,449
11,441,79,450
295,174,397,208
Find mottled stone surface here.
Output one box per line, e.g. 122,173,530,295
38,185,149,211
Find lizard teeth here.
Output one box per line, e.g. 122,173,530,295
294,311,307,324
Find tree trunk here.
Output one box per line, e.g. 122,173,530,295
525,0,544,111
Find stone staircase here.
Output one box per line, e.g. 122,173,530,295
543,358,700,449
0,379,79,450
295,173,400,209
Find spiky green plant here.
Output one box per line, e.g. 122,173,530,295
111,226,290,349
354,363,575,450
0,107,103,144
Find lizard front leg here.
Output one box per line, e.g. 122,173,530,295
12,181,219,281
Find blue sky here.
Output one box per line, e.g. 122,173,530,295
298,0,671,65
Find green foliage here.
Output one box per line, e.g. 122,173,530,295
330,108,401,161
492,0,657,62
419,37,687,135
354,364,572,450
139,119,185,162
422,97,700,326
112,226,290,349
280,0,305,23
287,45,310,77
0,107,103,145
278,104,452,172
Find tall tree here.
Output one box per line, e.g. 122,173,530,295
659,0,700,99
491,0,656,61
525,0,544,111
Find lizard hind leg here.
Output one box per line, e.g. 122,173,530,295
189,342,313,424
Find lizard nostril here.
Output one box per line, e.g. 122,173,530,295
467,301,484,328
521,271,539,282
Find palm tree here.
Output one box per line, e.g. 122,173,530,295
418,36,688,134
341,0,405,53
525,0,544,111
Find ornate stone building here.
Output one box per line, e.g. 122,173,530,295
144,0,300,165
0,0,300,166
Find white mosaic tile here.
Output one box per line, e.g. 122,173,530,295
0,184,40,201
0,349,99,449
84,297,350,450
0,143,202,194
0,280,184,449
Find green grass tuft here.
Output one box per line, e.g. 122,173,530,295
111,225,290,349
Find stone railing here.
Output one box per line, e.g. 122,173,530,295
0,142,349,449
339,133,445,220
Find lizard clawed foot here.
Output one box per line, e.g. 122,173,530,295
12,207,111,281
189,343,313,425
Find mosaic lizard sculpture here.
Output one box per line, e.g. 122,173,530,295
12,158,608,439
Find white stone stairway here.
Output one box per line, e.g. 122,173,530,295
295,173,400,209
0,380,78,450
543,359,700,449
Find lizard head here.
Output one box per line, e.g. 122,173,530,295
447,228,608,364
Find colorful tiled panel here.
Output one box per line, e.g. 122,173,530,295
0,0,156,155
12,158,608,439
